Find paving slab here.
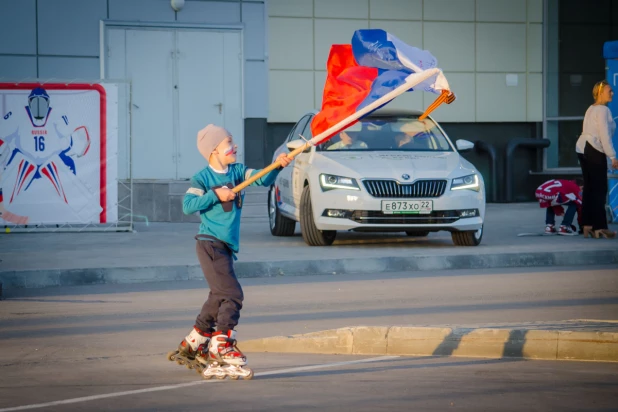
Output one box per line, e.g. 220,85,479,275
1,187,616,289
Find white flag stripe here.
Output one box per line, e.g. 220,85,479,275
386,32,438,72
385,32,450,95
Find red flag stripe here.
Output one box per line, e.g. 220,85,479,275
310,45,378,144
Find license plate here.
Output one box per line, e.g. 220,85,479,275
381,200,433,214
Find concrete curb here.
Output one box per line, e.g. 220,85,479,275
241,326,618,363
1,248,617,289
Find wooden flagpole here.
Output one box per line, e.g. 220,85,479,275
232,68,443,193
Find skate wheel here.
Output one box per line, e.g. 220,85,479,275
230,375,239,380
176,359,185,366
166,351,177,362
196,368,203,376
243,369,254,380
186,363,193,370
202,374,213,380
216,374,227,380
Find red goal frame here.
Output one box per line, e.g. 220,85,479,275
0,83,108,223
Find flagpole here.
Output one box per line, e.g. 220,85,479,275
232,68,441,193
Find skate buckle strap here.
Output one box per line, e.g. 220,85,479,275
193,325,213,337
220,343,245,360
220,346,236,356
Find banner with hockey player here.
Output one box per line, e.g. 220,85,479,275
0,83,118,225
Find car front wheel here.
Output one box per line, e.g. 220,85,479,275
451,225,483,246
300,185,336,246
268,186,296,236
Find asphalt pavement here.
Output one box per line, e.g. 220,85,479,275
1,265,617,411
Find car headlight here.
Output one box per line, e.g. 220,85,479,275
451,174,480,191
319,174,360,191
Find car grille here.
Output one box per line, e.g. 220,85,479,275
362,179,447,198
349,210,460,225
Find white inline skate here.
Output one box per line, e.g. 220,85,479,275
201,330,254,380
166,326,212,376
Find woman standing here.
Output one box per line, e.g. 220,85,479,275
576,79,618,238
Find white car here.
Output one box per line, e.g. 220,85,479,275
267,109,485,247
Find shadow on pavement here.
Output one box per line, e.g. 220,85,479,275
1,297,616,339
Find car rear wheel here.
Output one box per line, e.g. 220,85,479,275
268,186,296,236
300,185,336,246
405,231,430,237
451,225,483,246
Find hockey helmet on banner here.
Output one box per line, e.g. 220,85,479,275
28,87,50,121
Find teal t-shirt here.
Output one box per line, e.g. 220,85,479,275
183,163,280,253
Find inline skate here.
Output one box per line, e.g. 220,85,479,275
166,326,212,376
201,330,254,380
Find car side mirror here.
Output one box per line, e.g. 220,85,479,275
455,139,475,152
286,139,311,153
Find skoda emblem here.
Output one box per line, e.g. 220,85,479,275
402,174,410,180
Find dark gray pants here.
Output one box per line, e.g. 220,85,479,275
194,237,243,333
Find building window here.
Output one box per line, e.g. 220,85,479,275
544,0,618,170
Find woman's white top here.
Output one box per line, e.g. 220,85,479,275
576,104,616,158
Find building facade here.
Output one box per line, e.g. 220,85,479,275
0,0,615,220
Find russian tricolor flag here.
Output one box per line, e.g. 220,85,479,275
309,29,454,145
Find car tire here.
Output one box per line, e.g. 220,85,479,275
268,186,296,237
451,225,483,246
405,231,430,237
300,185,336,246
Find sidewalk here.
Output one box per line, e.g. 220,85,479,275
1,188,617,289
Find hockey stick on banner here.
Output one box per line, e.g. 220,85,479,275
232,68,441,193
0,207,29,225
0,187,29,224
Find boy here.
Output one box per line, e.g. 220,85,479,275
169,124,291,379
535,178,584,236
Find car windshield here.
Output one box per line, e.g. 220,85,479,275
318,116,453,152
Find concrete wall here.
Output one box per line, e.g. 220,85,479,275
0,0,575,222
0,0,271,222
267,0,543,123
263,0,550,205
